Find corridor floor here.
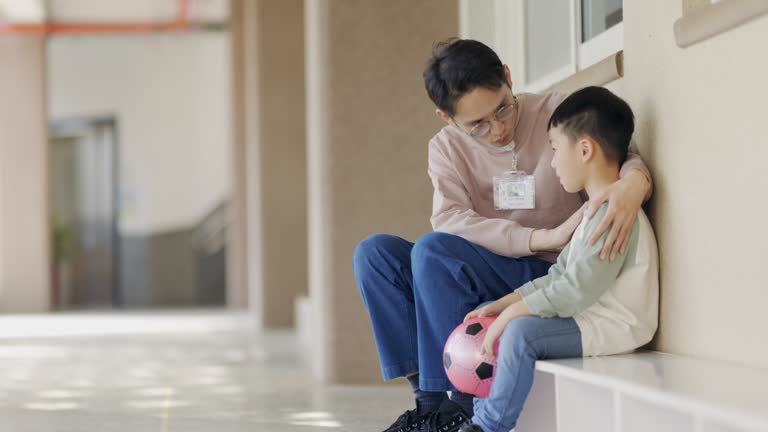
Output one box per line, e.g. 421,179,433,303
0,311,411,431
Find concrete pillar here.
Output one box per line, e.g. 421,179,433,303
234,0,308,328
228,0,249,310
305,0,459,383
0,35,51,313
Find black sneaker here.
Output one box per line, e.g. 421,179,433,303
458,423,484,432
416,400,471,432
383,408,429,432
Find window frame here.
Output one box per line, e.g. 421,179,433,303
459,0,625,93
519,0,624,93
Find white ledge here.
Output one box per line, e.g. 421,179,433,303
545,51,623,95
536,350,768,430
674,0,768,48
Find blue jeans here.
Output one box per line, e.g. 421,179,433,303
352,232,552,392
472,315,582,432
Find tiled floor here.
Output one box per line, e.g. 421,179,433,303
0,311,411,431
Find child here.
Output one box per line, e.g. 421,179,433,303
434,86,659,432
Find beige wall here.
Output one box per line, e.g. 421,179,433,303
0,36,51,313
237,0,308,328
623,2,768,368
306,0,459,383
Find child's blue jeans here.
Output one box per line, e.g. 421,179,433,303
353,232,552,392
471,314,582,432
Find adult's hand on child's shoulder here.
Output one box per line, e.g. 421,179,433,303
586,170,647,261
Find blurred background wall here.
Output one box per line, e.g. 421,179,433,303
48,33,232,306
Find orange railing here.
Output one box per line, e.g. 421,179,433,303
0,0,221,35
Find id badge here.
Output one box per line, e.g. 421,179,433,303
493,171,535,210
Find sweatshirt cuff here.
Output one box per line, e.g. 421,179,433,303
620,161,653,202
508,226,535,257
620,158,650,182
516,281,538,298
521,289,553,318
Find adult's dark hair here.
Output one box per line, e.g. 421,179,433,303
423,38,507,117
548,86,635,164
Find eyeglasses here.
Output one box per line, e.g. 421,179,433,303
466,96,519,138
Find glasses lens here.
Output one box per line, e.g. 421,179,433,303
470,122,491,137
496,103,516,121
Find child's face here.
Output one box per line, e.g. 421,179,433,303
549,125,586,193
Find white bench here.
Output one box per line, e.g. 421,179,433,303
517,351,768,432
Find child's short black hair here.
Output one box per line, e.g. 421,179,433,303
423,38,507,117
548,86,635,164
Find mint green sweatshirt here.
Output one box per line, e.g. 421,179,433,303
518,204,660,356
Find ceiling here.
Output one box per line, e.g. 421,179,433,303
0,0,228,24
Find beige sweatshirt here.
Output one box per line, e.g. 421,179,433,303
427,92,652,263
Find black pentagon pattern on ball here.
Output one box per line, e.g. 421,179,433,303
444,352,452,369
475,362,494,380
465,323,483,336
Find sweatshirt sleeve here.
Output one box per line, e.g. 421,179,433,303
428,142,535,258
518,205,637,318
620,142,654,202
516,242,569,298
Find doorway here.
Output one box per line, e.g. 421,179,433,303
49,117,120,309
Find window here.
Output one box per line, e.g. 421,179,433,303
524,0,574,89
460,0,625,93
578,0,624,71
523,0,623,92
582,0,623,42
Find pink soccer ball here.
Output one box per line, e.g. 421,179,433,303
443,316,499,398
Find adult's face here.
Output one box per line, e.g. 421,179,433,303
452,85,518,147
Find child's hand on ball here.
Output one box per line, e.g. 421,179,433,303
481,301,531,356
481,307,512,356
464,292,522,322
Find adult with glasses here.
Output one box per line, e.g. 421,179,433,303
353,38,653,432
